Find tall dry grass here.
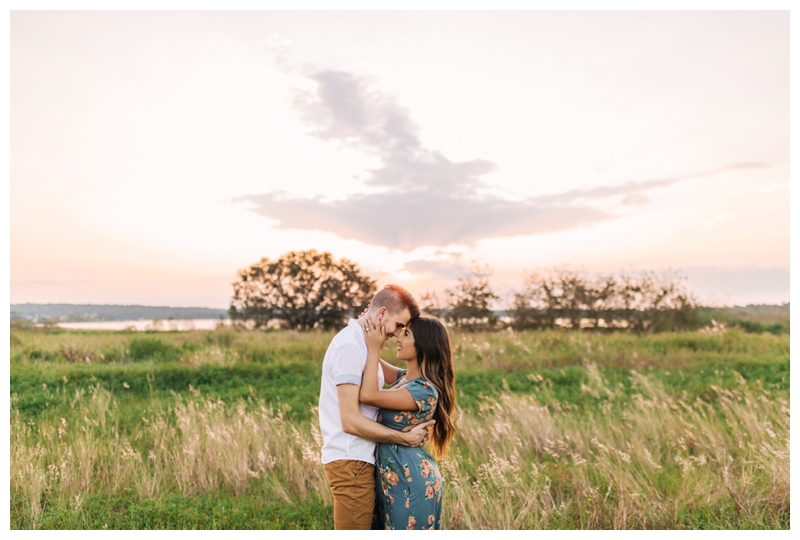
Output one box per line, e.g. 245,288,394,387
11,386,330,527
11,367,788,529
442,365,789,528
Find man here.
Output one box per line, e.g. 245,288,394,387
319,284,433,530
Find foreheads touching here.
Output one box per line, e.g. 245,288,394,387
367,284,420,336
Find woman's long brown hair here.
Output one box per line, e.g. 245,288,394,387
410,316,456,459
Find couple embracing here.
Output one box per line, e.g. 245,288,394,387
318,285,457,530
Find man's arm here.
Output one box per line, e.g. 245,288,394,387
338,384,433,446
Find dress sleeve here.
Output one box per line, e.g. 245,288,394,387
406,379,439,414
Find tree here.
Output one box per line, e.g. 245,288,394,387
229,250,377,330
510,267,699,333
612,270,698,333
418,290,449,319
443,266,499,331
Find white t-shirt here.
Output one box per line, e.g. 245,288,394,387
319,319,385,465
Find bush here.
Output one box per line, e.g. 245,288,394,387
732,319,786,335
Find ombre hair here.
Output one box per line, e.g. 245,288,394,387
409,316,456,459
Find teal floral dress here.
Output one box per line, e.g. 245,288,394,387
375,370,443,530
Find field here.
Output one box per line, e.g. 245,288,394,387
10,325,790,529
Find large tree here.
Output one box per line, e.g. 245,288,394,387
229,250,377,330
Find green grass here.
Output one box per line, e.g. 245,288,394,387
10,326,790,529
12,327,787,422
12,491,332,530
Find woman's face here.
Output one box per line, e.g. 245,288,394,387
395,326,417,363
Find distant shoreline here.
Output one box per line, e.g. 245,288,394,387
51,319,232,331
11,303,229,323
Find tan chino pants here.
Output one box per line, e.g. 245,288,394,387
324,459,376,530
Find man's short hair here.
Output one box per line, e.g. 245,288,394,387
370,284,420,319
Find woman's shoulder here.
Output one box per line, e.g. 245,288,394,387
409,377,439,398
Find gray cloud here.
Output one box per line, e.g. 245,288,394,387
293,70,496,196
297,71,421,159
243,190,612,251
240,67,769,251
538,163,767,206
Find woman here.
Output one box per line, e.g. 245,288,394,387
359,315,456,530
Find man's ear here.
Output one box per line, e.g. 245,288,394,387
377,307,387,319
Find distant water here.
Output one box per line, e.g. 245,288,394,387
54,319,231,331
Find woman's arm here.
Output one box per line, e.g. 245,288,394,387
360,318,418,412
339,385,433,445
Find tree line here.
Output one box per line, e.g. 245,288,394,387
423,266,698,333
229,250,706,333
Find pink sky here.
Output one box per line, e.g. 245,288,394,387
10,10,789,308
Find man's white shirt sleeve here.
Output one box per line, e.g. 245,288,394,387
331,343,364,386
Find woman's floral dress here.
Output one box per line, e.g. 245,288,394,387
375,370,443,530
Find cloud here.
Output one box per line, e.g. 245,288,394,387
242,189,615,251
401,259,467,281
292,70,496,196
238,66,769,251
621,193,650,206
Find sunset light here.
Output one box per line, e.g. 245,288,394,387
10,10,788,308
8,8,793,532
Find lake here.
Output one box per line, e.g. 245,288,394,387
53,319,232,331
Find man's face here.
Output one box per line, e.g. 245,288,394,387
377,307,412,338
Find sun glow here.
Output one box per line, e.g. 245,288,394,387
395,271,414,282
9,11,788,307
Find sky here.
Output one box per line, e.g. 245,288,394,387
9,10,790,308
